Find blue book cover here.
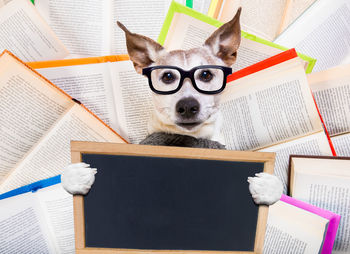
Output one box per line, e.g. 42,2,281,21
0,175,61,200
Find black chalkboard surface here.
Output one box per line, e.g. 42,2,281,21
71,141,275,254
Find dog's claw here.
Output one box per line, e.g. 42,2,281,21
248,172,283,205
61,163,97,195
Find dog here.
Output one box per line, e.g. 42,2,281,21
62,8,283,206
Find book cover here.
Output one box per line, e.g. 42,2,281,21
0,175,61,200
281,194,341,254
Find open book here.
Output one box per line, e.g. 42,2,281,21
289,155,350,254
308,64,350,156
0,176,74,254
0,0,68,61
0,50,126,194
34,0,192,58
220,49,335,193
28,56,151,144
264,194,340,254
274,0,350,72
158,1,316,73
207,0,316,42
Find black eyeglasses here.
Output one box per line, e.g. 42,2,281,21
142,65,232,95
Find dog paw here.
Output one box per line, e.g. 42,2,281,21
61,163,97,195
248,173,283,205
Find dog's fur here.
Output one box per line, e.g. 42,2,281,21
62,8,283,206
117,9,241,144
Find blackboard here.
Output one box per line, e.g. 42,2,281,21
71,141,275,254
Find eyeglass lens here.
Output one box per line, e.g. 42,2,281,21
150,67,225,93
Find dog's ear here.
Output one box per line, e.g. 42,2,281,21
117,21,165,74
204,7,241,66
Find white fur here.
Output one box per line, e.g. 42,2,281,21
248,173,283,205
61,163,96,195
148,50,224,141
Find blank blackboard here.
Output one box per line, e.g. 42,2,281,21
72,141,275,254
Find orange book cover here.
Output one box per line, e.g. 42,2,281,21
27,55,129,69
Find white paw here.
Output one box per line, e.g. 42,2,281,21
61,163,97,195
248,172,283,205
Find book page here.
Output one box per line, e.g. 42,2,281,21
111,0,174,55
163,12,284,71
109,61,153,143
36,62,120,132
0,192,57,253
0,0,68,61
331,133,350,157
292,173,350,253
36,184,74,254
0,52,73,184
192,0,212,14
280,0,316,32
35,0,111,57
220,58,323,151
292,157,350,177
264,200,328,254
0,0,12,7
275,0,350,72
0,104,124,194
309,64,350,136
259,132,333,194
218,0,287,41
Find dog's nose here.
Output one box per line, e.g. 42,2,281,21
176,97,200,119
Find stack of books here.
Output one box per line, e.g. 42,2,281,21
0,0,349,253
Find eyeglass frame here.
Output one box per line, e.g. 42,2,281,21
142,65,232,95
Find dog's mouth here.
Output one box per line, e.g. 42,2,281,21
176,121,202,130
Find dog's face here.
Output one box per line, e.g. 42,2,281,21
118,8,241,137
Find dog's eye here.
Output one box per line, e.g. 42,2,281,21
161,72,176,84
199,70,213,82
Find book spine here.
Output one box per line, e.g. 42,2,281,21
311,94,337,156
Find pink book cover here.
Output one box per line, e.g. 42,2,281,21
280,194,341,254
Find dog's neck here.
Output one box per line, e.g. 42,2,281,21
147,111,225,144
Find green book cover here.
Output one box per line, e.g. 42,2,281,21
158,1,316,73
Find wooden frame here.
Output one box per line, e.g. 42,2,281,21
72,141,276,254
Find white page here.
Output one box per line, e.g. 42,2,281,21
192,0,211,14
218,0,287,41
292,157,350,177
36,62,119,132
220,57,323,151
0,192,57,253
292,173,350,253
275,0,350,72
259,132,333,194
264,200,328,254
331,133,350,157
35,0,111,58
36,184,74,254
0,104,124,194
0,0,12,7
163,12,285,72
111,0,173,55
309,68,350,137
280,0,316,32
0,52,72,183
0,0,68,61
109,61,153,143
